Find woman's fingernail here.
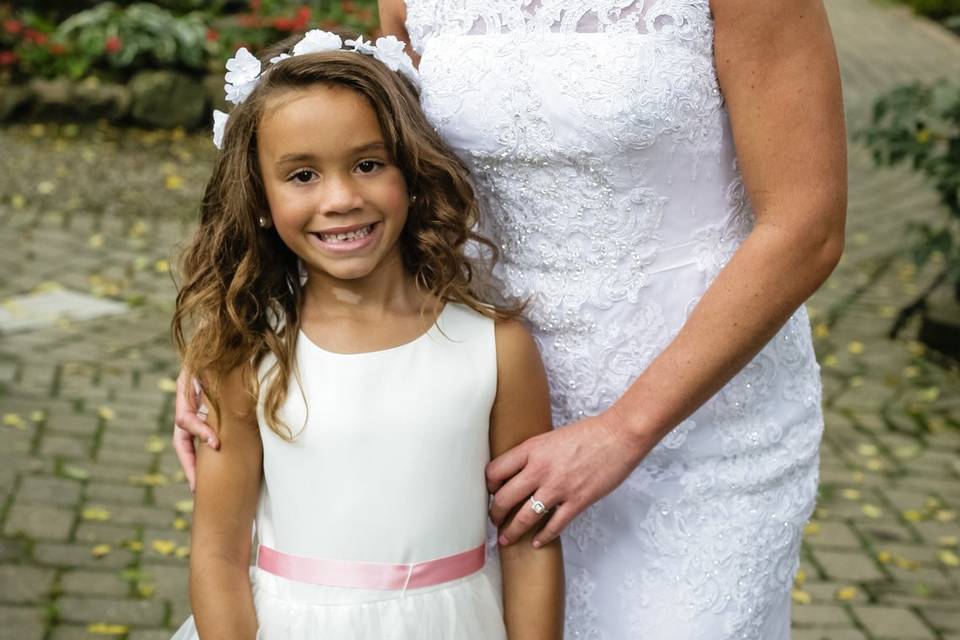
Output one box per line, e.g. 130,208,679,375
498,535,509,546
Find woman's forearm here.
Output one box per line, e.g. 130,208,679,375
191,558,258,640
612,215,843,445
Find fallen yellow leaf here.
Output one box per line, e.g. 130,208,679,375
835,586,859,601
97,406,115,421
151,539,176,555
862,504,883,519
3,414,25,430
87,623,128,635
791,589,811,605
82,507,111,522
91,544,111,558
938,550,959,567
847,341,865,354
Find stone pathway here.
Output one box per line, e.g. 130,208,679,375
1,1,958,638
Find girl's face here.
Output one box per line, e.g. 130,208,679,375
257,85,409,286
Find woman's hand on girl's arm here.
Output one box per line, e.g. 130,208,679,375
173,369,219,492
189,367,262,640
490,321,564,640
488,0,846,546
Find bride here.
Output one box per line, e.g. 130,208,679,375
175,0,846,637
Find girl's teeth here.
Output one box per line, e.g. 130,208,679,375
320,224,373,243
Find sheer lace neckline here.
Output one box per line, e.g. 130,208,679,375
407,0,695,37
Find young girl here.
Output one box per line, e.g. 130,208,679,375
169,31,564,640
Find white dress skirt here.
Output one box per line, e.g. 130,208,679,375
171,304,508,639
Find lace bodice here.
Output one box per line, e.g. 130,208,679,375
406,2,824,638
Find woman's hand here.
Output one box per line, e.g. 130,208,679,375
173,369,220,492
487,407,655,548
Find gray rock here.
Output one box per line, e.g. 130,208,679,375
0,84,32,121
72,77,130,121
202,73,228,114
27,78,72,119
128,71,205,128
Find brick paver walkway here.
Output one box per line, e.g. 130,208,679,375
1,1,958,638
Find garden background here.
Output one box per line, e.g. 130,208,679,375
1,1,959,639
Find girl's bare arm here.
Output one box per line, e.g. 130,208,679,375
189,367,263,639
491,320,565,639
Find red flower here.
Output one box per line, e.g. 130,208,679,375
205,28,219,42
48,42,67,55
0,50,17,65
105,35,122,54
294,5,311,29
3,19,22,35
272,16,297,31
25,28,47,45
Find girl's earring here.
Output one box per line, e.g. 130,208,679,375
410,194,418,205
258,215,272,229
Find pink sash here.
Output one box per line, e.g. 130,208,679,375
256,544,486,591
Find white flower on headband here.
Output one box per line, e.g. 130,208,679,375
212,109,229,150
224,47,261,104
345,35,374,54
370,36,407,71
347,35,419,87
214,30,421,148
292,29,343,56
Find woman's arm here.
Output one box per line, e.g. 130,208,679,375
488,0,846,547
491,320,565,639
189,367,263,640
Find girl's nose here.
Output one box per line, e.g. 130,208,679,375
319,174,364,216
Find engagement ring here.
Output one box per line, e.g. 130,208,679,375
529,497,548,515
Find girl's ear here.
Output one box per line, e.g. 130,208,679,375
258,215,273,229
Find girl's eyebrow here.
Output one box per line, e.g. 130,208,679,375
275,142,387,165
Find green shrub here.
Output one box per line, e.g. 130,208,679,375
859,81,960,327
901,0,960,19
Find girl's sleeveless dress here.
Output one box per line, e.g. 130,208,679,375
171,303,507,639
405,1,825,638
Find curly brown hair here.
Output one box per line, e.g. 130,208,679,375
172,47,520,440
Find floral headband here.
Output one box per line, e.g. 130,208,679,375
212,29,420,149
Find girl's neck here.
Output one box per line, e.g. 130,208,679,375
301,261,430,322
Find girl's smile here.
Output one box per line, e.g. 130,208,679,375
308,220,382,253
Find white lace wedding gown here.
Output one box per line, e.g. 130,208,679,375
405,1,824,638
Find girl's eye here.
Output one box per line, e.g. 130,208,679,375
356,160,382,174
292,170,315,183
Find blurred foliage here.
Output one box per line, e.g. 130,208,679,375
0,0,379,81
893,0,960,31
859,81,960,324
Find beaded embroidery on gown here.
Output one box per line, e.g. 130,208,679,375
405,1,824,638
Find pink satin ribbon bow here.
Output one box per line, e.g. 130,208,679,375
257,543,486,591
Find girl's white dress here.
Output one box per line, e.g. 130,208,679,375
171,303,507,639
406,1,825,638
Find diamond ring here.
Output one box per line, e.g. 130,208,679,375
529,497,548,515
